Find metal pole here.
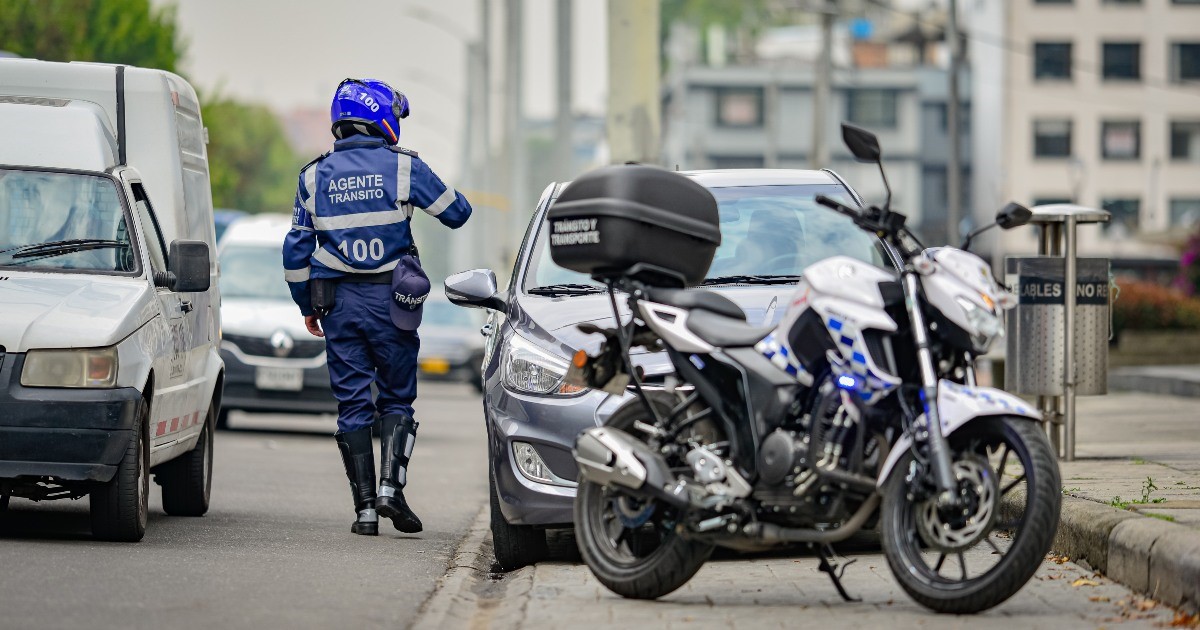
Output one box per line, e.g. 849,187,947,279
505,0,526,270
765,67,780,168
810,0,834,169
479,0,495,272
606,0,661,163
947,0,962,244
555,0,573,180
1063,215,1078,461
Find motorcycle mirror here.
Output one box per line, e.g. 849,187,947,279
841,123,882,163
996,202,1033,230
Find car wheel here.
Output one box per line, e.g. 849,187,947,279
215,408,230,431
490,467,548,571
90,399,149,542
158,404,215,517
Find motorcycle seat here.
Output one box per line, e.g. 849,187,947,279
643,287,746,321
685,309,774,348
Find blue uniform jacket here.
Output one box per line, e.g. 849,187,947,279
283,136,472,316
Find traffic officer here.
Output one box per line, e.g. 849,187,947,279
283,78,472,536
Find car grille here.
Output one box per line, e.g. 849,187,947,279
224,333,326,359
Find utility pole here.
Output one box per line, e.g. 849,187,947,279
504,0,526,268
478,0,494,271
606,0,660,164
554,0,573,181
810,0,835,169
947,0,962,244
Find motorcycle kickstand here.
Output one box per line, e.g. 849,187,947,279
814,543,860,603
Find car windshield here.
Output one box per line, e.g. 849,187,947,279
0,169,136,273
219,244,292,300
522,182,886,292
423,300,477,327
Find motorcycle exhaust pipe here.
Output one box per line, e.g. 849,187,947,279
574,427,691,509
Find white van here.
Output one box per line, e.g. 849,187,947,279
0,59,222,541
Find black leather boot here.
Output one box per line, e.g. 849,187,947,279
335,426,379,536
377,413,423,533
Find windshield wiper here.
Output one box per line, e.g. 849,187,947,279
5,239,127,260
702,274,802,286
528,283,607,296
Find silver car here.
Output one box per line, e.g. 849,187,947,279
216,215,336,427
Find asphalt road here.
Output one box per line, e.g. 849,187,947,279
0,382,488,630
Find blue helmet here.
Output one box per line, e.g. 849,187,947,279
330,78,411,144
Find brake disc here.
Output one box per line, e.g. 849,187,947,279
914,454,998,553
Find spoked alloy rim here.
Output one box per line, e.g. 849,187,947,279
587,486,672,566
896,426,1035,586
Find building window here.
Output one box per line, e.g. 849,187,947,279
1102,42,1141,80
1034,0,1072,3
1173,0,1200,4
1171,120,1200,161
1103,0,1140,4
709,155,765,169
1171,43,1200,83
1033,119,1072,157
1034,42,1073,80
845,89,899,129
1033,197,1072,206
714,88,764,128
1101,120,1141,159
1102,197,1140,234
1170,198,1200,228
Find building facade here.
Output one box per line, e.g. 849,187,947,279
662,64,969,242
971,0,1200,265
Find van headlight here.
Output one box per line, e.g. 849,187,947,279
501,334,586,396
21,347,119,388
955,296,1003,352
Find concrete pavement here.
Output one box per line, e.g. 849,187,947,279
415,389,1200,628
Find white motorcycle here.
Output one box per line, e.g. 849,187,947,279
567,123,1061,614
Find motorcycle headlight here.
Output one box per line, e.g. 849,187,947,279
955,296,1003,352
501,334,587,396
21,347,119,388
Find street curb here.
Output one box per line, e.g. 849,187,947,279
410,507,535,630
1109,369,1200,398
1003,489,1200,612
410,507,492,630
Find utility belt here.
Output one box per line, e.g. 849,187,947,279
311,245,419,316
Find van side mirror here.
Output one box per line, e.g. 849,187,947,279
996,202,1032,230
157,240,210,292
841,123,882,163
445,268,507,311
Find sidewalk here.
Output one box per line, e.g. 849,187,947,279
1044,391,1200,611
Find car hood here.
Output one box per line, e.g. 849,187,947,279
221,297,311,338
511,285,795,373
0,273,156,353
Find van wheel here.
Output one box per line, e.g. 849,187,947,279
159,405,215,517
90,401,149,542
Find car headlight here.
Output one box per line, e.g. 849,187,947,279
955,296,1003,352
21,347,119,388
501,333,586,396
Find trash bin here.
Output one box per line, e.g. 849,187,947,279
1005,257,1110,396
1002,203,1110,461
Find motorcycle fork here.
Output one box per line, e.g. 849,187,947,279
901,271,958,495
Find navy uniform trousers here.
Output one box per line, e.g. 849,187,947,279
323,282,419,433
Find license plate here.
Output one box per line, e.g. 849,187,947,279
419,358,451,375
255,367,303,391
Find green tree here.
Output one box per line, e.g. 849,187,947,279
202,95,303,213
0,0,183,71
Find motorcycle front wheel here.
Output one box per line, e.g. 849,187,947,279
574,393,715,600
881,416,1061,614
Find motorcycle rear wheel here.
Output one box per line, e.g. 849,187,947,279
881,416,1061,614
574,393,715,600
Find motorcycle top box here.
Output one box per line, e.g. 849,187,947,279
547,164,721,287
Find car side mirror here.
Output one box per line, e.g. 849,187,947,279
445,268,507,311
995,202,1032,230
841,123,882,163
156,239,210,292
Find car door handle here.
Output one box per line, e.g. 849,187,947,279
179,299,194,313
480,323,493,337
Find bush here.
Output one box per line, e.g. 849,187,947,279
1112,279,1200,335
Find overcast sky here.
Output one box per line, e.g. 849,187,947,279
165,0,609,181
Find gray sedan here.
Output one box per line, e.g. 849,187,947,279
446,169,880,570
